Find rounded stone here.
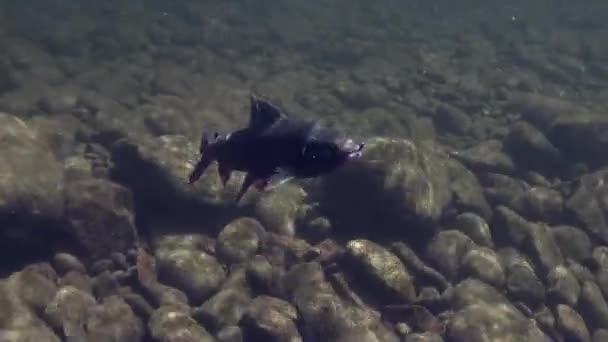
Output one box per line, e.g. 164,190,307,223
556,304,590,342
216,217,263,264
346,239,415,303
460,247,505,288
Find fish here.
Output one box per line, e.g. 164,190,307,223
188,93,365,202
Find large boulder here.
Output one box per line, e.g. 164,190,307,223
110,134,245,213
0,113,64,220
64,178,138,260
319,137,487,239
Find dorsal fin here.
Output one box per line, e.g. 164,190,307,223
249,93,285,131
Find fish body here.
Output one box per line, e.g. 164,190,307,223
188,93,365,202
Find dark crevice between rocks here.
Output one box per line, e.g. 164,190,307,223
0,215,83,278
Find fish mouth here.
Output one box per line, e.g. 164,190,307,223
342,139,365,159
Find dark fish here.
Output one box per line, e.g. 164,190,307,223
188,93,365,202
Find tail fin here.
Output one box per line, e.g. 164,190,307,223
189,132,224,184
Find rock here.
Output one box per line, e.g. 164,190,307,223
404,332,444,342
246,255,276,294
449,212,493,248
567,260,596,284
493,205,534,247
556,304,591,342
579,281,608,329
110,134,241,210
92,271,121,299
390,242,449,291
216,217,263,264
143,283,190,309
460,247,505,288
446,303,550,342
448,278,512,310
485,175,563,223
194,288,251,331
550,113,608,168
596,268,608,300
593,329,608,342
445,158,492,219
149,305,215,342
0,273,61,341
506,92,581,131
217,325,244,342
425,230,475,281
433,102,471,135
345,239,416,303
450,139,515,174
44,286,96,340
504,120,562,172
282,262,397,341
121,292,154,320
241,295,301,342
85,295,145,342
517,186,564,223
523,222,563,276
110,252,129,270
60,270,93,294
593,247,608,269
319,138,453,239
64,178,138,260
505,264,546,308
90,259,115,275
534,306,556,337
547,265,581,307
52,253,86,275
254,184,307,236
13,264,58,313
0,113,64,219
155,242,226,304
552,225,592,262
566,168,608,243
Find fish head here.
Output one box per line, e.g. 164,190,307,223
299,126,365,176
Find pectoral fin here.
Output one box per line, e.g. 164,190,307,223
264,168,295,190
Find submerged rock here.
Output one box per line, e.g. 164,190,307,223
216,217,264,264
345,239,416,303
155,236,226,304
566,168,608,243
425,230,475,281
579,281,608,330
0,113,64,220
241,295,301,342
504,120,562,172
319,138,454,239
556,304,591,342
449,212,493,247
552,225,592,262
195,287,251,331
254,184,307,236
547,265,581,307
450,139,515,174
460,247,505,288
110,134,242,210
149,305,215,342
446,302,550,342
64,178,138,260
